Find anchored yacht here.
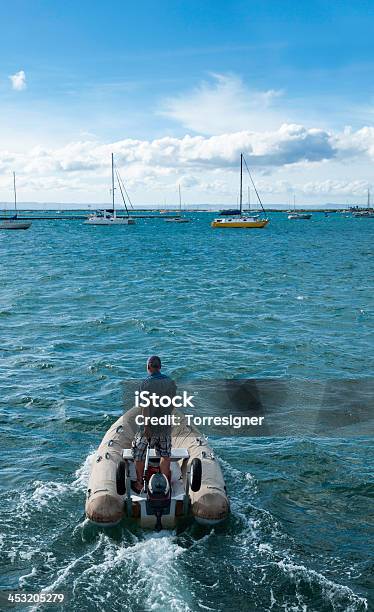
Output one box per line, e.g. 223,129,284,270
84,154,135,225
0,173,32,230
211,154,269,228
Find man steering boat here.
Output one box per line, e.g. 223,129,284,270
131,355,177,493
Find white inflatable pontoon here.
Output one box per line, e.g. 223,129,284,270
85,407,229,530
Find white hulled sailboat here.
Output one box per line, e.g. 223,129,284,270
165,185,190,223
0,173,32,230
288,195,312,220
84,154,135,225
352,189,374,217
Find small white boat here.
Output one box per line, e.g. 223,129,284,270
84,154,135,225
352,190,374,217
85,210,135,225
352,210,374,218
351,189,374,219
288,195,312,220
164,185,190,223
0,220,31,230
212,215,269,228
164,216,189,223
0,173,32,230
288,213,312,220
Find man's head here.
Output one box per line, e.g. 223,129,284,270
147,355,162,374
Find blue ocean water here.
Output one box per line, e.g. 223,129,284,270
0,212,373,611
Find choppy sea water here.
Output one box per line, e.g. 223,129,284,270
0,212,373,611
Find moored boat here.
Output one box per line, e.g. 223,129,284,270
211,154,269,228
0,173,32,230
85,210,135,225
164,185,190,223
0,219,32,230
288,213,312,220
212,216,269,228
352,210,374,217
351,190,374,217
84,154,136,225
287,195,312,220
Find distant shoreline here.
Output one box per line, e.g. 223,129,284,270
0,207,355,213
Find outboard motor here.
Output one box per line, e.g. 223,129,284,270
146,473,171,531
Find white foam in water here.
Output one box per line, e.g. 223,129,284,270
269,588,276,609
219,457,259,498
19,566,38,587
218,457,266,544
217,455,368,611
277,559,368,611
5,539,43,569
258,543,273,554
130,533,190,611
76,532,191,611
245,471,259,494
71,450,95,490
19,549,35,560
28,481,70,507
54,399,67,420
14,450,368,612
220,458,282,545
33,532,192,611
27,537,105,609
8,550,17,564
17,450,95,518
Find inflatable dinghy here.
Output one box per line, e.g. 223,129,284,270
85,406,229,529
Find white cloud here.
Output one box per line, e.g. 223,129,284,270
9,70,27,91
334,126,374,160
2,70,374,205
1,122,374,204
109,124,336,170
160,73,285,134
301,179,370,196
4,124,336,177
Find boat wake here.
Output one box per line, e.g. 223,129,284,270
1,448,369,612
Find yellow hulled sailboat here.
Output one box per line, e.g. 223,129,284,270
211,154,269,229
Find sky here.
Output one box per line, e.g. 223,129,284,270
1,0,374,207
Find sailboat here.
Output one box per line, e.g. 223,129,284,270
165,185,190,223
0,173,32,230
211,154,269,228
352,189,374,217
84,154,135,225
288,195,312,220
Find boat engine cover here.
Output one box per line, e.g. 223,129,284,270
146,473,171,521
148,473,170,498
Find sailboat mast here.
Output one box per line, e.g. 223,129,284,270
248,186,250,211
368,188,370,209
111,153,115,215
240,153,243,214
178,184,182,213
13,172,17,214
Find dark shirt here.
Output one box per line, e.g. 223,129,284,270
139,372,177,435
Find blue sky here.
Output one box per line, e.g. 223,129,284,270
1,1,374,206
